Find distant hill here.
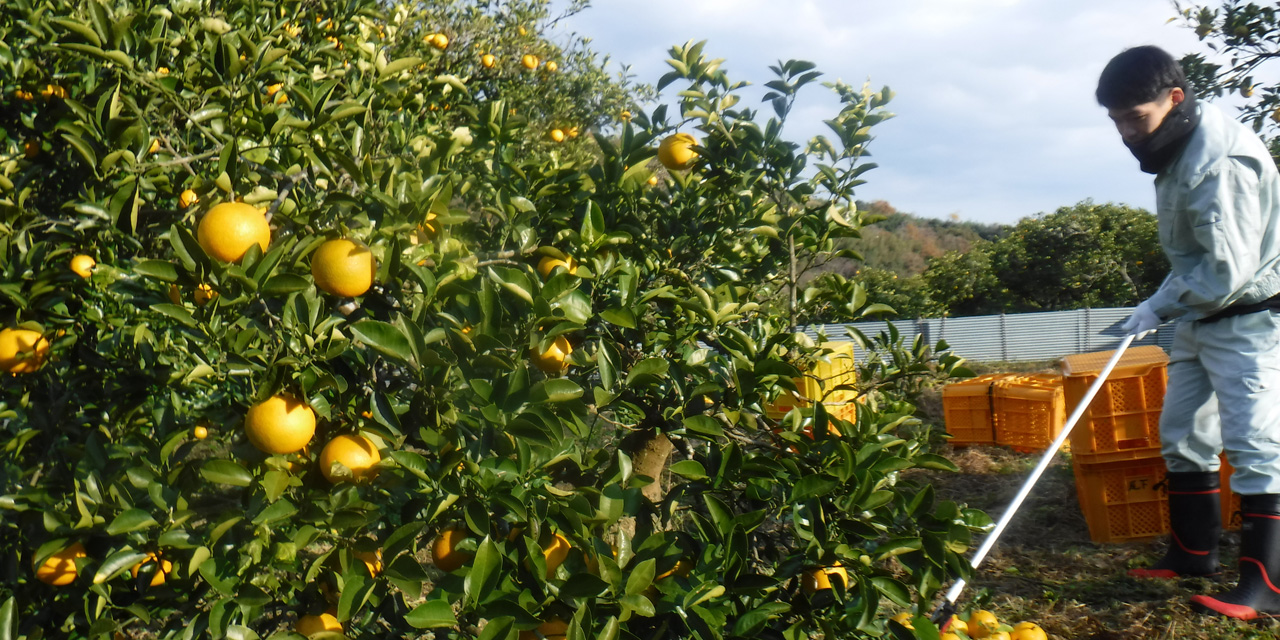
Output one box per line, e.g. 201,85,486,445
815,201,1007,280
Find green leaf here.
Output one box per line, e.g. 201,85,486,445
871,577,912,607
487,267,533,304
600,307,637,329
914,453,959,472
152,303,198,328
464,538,500,607
682,415,723,439
350,320,415,365
262,274,310,295
625,558,656,595
380,56,423,78
93,549,148,584
669,460,707,480
626,357,669,385
531,378,584,403
200,460,253,487
134,260,179,281
106,509,157,535
0,596,16,640
252,499,297,525
404,600,457,629
791,475,839,502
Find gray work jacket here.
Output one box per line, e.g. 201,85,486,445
1147,101,1280,321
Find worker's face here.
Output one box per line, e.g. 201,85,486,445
1107,87,1185,145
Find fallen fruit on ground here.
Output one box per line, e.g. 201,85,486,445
296,613,342,637
311,238,376,297
658,132,699,170
197,202,271,263
968,610,1001,639
1010,622,1047,640
35,542,87,586
244,395,316,455
70,254,95,278
319,433,382,483
890,611,914,629
432,525,474,572
0,328,49,374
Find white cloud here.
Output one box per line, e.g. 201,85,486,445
552,0,1215,224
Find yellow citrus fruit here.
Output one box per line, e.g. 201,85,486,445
891,611,914,629
431,33,449,49
545,60,558,72
24,140,38,158
320,434,382,483
355,549,382,576
70,255,95,278
296,613,342,637
414,213,440,243
311,238,376,297
14,90,33,101
197,202,271,263
148,139,161,155
800,564,848,595
130,552,173,587
244,395,316,455
194,284,216,306
481,53,496,68
942,635,962,640
549,129,566,143
968,610,1001,639
531,335,572,375
621,110,631,121
167,284,183,305
656,557,692,580
647,175,659,186
35,542,86,586
519,618,568,640
1010,622,1047,640
542,532,571,578
179,189,199,208
432,525,474,572
658,133,699,171
949,615,968,634
0,328,49,374
266,83,284,96
521,54,539,70
567,126,579,138
193,425,209,439
988,633,1011,640
536,255,577,279
157,67,170,75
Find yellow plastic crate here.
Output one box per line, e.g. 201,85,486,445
941,373,1016,446
1073,455,1170,543
993,374,1067,453
765,342,858,421
1060,346,1168,464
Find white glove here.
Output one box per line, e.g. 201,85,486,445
1121,301,1161,339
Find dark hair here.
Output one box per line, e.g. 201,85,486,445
1096,46,1191,109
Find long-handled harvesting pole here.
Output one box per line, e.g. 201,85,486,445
931,334,1137,627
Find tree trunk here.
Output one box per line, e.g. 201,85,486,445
622,428,674,504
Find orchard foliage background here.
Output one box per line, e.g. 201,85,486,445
0,0,983,639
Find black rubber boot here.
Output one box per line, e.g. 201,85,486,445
1129,471,1222,579
1191,494,1280,620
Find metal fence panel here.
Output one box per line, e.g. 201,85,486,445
805,307,1174,364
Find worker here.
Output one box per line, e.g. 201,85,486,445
1100,45,1280,620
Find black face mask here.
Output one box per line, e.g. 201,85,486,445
1125,93,1200,175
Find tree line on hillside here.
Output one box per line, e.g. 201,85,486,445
816,201,1168,320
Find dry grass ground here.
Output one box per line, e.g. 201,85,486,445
920,444,1280,639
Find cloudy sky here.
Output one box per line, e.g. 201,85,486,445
547,0,1220,225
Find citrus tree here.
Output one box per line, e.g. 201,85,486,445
0,1,982,639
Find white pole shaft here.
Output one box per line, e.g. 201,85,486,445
943,334,1137,605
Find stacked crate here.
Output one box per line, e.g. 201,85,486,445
1061,346,1172,543
942,373,1066,451
992,374,1067,453
765,342,858,423
941,373,1015,446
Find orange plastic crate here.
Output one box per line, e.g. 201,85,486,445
942,374,1015,446
993,374,1067,453
1060,346,1168,464
1073,455,1170,543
